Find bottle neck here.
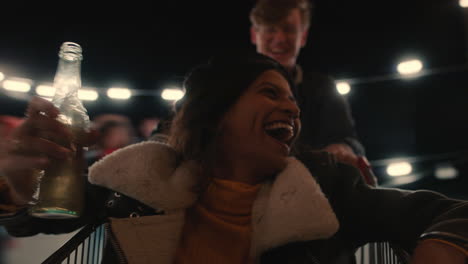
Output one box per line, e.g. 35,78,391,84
52,58,82,104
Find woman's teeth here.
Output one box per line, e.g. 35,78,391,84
264,122,294,143
265,122,293,131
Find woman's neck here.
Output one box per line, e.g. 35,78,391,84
211,158,270,185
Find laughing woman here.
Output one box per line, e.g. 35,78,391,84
0,52,467,264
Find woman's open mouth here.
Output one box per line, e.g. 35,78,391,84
264,121,295,146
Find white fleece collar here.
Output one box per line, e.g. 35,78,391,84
89,142,199,210
88,141,339,259
250,156,339,258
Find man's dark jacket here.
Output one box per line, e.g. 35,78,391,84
295,70,364,155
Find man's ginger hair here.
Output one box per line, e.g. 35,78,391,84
249,0,313,30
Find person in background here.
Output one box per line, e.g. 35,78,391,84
86,115,135,166
0,116,23,264
250,0,364,167
0,116,23,139
0,52,466,263
148,108,177,143
0,116,25,208
97,120,134,155
137,117,160,141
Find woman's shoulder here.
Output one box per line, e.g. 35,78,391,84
88,141,199,213
88,141,178,184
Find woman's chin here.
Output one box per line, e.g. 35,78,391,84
257,156,289,178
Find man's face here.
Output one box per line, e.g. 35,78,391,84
251,8,308,71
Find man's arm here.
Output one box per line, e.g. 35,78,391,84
298,152,468,260
298,72,365,166
314,75,364,155
333,163,468,254
412,239,467,263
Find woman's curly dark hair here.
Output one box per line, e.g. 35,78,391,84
168,50,295,168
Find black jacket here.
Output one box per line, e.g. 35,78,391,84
295,71,365,156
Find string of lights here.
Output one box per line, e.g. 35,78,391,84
0,72,185,102
2,59,468,100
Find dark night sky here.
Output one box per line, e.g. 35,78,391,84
1,0,468,161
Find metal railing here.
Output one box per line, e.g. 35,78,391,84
42,223,105,264
43,224,410,264
356,242,411,264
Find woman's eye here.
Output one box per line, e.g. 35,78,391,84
262,88,277,99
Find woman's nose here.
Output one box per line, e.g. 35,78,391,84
281,99,300,119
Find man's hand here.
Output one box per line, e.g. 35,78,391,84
411,239,467,264
322,143,358,167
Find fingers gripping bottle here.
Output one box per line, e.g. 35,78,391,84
30,42,90,219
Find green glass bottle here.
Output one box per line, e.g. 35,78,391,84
30,42,90,219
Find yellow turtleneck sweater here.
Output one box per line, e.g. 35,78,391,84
174,177,261,263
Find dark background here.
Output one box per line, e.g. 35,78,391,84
1,0,467,191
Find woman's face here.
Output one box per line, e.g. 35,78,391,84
219,69,301,176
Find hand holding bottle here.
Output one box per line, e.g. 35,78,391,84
1,96,97,206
